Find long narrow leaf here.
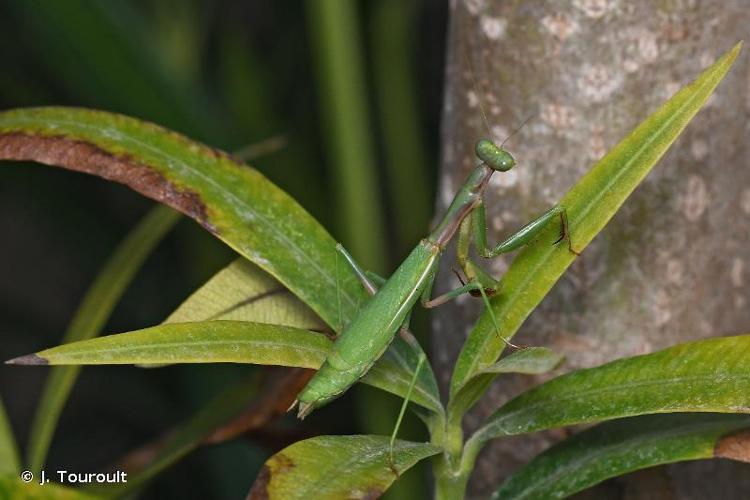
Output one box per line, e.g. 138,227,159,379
8,322,330,368
0,107,438,410
0,397,20,475
0,106,365,333
450,43,742,414
494,414,750,500
0,474,101,499
247,435,440,499
482,347,564,375
164,257,324,329
447,348,566,428
7,322,442,413
26,205,179,472
473,335,750,443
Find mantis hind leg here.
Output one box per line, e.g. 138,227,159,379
388,350,425,476
335,243,387,295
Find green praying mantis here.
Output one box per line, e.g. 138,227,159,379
291,137,579,425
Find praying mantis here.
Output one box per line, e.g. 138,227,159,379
292,137,579,423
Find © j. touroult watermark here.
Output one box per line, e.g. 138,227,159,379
20,469,128,486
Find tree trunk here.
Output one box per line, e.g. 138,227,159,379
434,1,750,498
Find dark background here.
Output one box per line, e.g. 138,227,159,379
0,1,446,498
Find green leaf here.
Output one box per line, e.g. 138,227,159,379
162,257,443,431
482,347,564,375
473,335,750,443
0,398,20,475
0,474,101,500
137,257,325,369
494,414,750,500
446,348,565,430
246,435,440,499
449,42,742,412
9,321,330,368
164,258,324,329
8,322,442,413
26,205,179,472
364,337,443,415
0,106,365,334
0,107,439,412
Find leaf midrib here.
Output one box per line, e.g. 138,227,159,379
481,373,750,438
43,338,329,360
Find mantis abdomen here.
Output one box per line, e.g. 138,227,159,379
296,241,440,417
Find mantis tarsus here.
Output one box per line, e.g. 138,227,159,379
291,137,579,434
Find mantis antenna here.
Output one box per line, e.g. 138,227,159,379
464,50,535,148
464,52,494,140
500,112,536,148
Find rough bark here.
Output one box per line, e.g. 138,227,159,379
434,1,750,498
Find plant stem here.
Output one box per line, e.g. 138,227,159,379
432,415,489,499
434,457,470,500
432,412,477,499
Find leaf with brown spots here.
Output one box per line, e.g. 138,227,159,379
246,435,440,500
494,413,750,500
715,428,750,463
0,106,439,412
0,107,362,335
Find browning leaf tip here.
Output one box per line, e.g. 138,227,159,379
6,353,48,365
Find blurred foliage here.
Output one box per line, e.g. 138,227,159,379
0,1,445,498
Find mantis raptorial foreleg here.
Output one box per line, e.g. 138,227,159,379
421,200,578,347
336,243,380,296
365,271,387,288
456,212,500,291
471,200,580,257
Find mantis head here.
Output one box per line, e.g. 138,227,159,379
475,138,515,172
